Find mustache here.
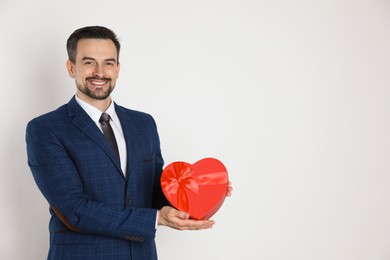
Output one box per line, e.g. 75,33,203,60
86,76,111,81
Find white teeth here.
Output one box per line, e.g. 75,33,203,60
90,81,107,85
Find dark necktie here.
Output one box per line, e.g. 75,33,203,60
99,113,120,164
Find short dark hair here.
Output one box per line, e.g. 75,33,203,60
66,26,121,63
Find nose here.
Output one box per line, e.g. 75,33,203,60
92,64,104,78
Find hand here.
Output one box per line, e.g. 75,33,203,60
226,181,233,197
158,206,215,230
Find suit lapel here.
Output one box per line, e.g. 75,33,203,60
115,104,135,180
66,97,125,180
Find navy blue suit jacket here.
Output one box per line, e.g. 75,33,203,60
26,96,168,260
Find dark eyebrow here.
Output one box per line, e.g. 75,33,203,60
82,57,96,61
81,57,117,63
104,58,117,63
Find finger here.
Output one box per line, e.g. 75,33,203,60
226,187,233,196
175,219,215,230
226,182,233,196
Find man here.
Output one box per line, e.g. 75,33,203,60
26,26,232,260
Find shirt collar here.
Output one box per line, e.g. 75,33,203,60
75,95,116,124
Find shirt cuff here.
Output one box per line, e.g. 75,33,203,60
155,210,159,229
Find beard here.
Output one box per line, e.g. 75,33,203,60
76,77,115,100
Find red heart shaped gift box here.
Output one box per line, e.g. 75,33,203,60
161,158,229,220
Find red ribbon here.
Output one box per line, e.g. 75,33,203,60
161,162,227,212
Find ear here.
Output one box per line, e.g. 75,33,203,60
66,60,75,78
116,62,121,78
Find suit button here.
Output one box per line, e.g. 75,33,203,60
126,197,132,205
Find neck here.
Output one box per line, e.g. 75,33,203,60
76,91,112,112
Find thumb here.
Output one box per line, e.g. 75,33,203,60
177,211,190,220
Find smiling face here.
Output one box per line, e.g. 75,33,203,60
66,38,120,105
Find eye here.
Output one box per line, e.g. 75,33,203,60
84,61,94,65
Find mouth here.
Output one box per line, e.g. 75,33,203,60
89,80,108,86
86,77,111,87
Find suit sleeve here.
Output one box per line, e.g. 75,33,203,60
26,119,157,242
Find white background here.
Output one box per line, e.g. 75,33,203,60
1,0,390,259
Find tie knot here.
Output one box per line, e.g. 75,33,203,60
99,113,111,123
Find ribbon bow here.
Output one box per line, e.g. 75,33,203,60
161,161,227,213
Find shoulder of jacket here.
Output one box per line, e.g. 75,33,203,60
28,104,68,125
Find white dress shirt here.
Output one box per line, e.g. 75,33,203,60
75,95,127,176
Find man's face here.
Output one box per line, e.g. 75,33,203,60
66,39,120,101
